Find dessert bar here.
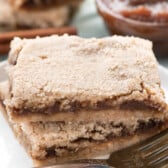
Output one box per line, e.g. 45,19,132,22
0,35,168,166
5,35,167,121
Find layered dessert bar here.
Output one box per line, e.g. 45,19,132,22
6,35,167,121
0,0,82,31
0,35,168,166
8,0,83,9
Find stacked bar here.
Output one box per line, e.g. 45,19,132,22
0,35,168,166
0,0,82,31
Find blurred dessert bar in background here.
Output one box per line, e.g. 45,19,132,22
8,0,83,9
0,35,168,166
0,0,83,32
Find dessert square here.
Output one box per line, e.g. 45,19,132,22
8,0,83,9
5,35,167,121
0,0,70,30
0,35,168,166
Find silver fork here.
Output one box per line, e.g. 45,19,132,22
40,129,168,168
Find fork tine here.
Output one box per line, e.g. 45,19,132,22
148,154,168,167
138,129,168,152
109,129,168,168
161,164,168,168
153,160,168,168
139,129,168,167
143,144,168,159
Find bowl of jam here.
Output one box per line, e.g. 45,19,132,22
96,0,168,56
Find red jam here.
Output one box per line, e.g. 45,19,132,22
109,0,168,23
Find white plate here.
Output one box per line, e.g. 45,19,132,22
0,61,168,168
